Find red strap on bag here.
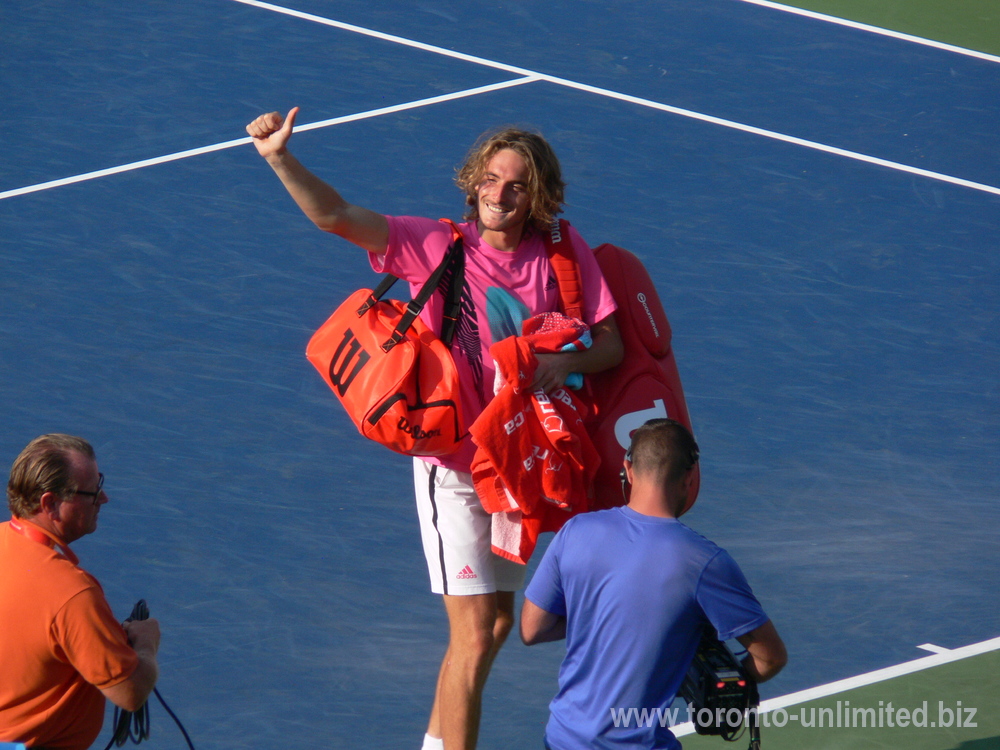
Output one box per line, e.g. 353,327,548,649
305,223,468,456
544,220,584,321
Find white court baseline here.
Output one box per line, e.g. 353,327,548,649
2,0,998,202
733,0,1000,65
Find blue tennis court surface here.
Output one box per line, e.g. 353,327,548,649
2,1,998,747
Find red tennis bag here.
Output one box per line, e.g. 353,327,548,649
586,243,699,511
545,222,699,512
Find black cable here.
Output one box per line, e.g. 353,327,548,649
151,687,197,750
102,600,196,750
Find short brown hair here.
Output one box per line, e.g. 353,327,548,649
628,419,699,486
455,127,566,230
7,434,94,518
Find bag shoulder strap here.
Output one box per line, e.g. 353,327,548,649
542,219,585,321
436,219,466,347
359,220,465,351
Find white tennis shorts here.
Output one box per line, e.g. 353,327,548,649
412,458,526,596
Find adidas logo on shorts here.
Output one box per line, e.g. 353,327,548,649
456,565,478,580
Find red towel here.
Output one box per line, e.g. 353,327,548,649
470,313,601,564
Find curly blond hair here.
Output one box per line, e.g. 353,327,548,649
455,127,566,230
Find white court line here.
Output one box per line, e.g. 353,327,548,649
0,78,537,201
220,0,1000,198
230,0,538,78
917,643,952,654
521,78,1000,198
3,1,999,200
733,0,1000,65
234,0,1000,68
673,635,1000,737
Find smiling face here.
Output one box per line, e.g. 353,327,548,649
456,128,566,242
475,148,532,250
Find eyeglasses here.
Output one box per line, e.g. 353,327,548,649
74,473,105,505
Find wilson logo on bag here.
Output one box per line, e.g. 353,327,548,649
306,225,467,457
327,328,371,396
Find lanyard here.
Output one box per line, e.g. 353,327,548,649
8,518,78,565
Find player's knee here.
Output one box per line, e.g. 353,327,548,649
493,608,515,646
449,622,496,663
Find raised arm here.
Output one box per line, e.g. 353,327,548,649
247,107,389,254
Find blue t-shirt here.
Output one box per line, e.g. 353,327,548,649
525,506,769,750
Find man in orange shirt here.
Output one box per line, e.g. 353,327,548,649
0,434,161,750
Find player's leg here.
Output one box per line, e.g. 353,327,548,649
413,459,524,749
438,592,499,750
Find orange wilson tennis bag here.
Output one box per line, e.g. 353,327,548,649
306,235,466,457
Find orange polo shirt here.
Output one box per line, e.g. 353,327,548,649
0,519,138,750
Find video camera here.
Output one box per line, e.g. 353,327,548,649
679,627,760,748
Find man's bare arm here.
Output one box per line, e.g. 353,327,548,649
531,313,624,393
736,620,787,683
247,108,389,254
520,599,567,645
100,618,160,713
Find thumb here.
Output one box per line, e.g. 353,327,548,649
283,106,300,134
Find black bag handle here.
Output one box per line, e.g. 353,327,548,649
355,235,465,352
438,239,465,348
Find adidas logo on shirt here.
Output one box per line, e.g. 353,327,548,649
456,565,478,580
